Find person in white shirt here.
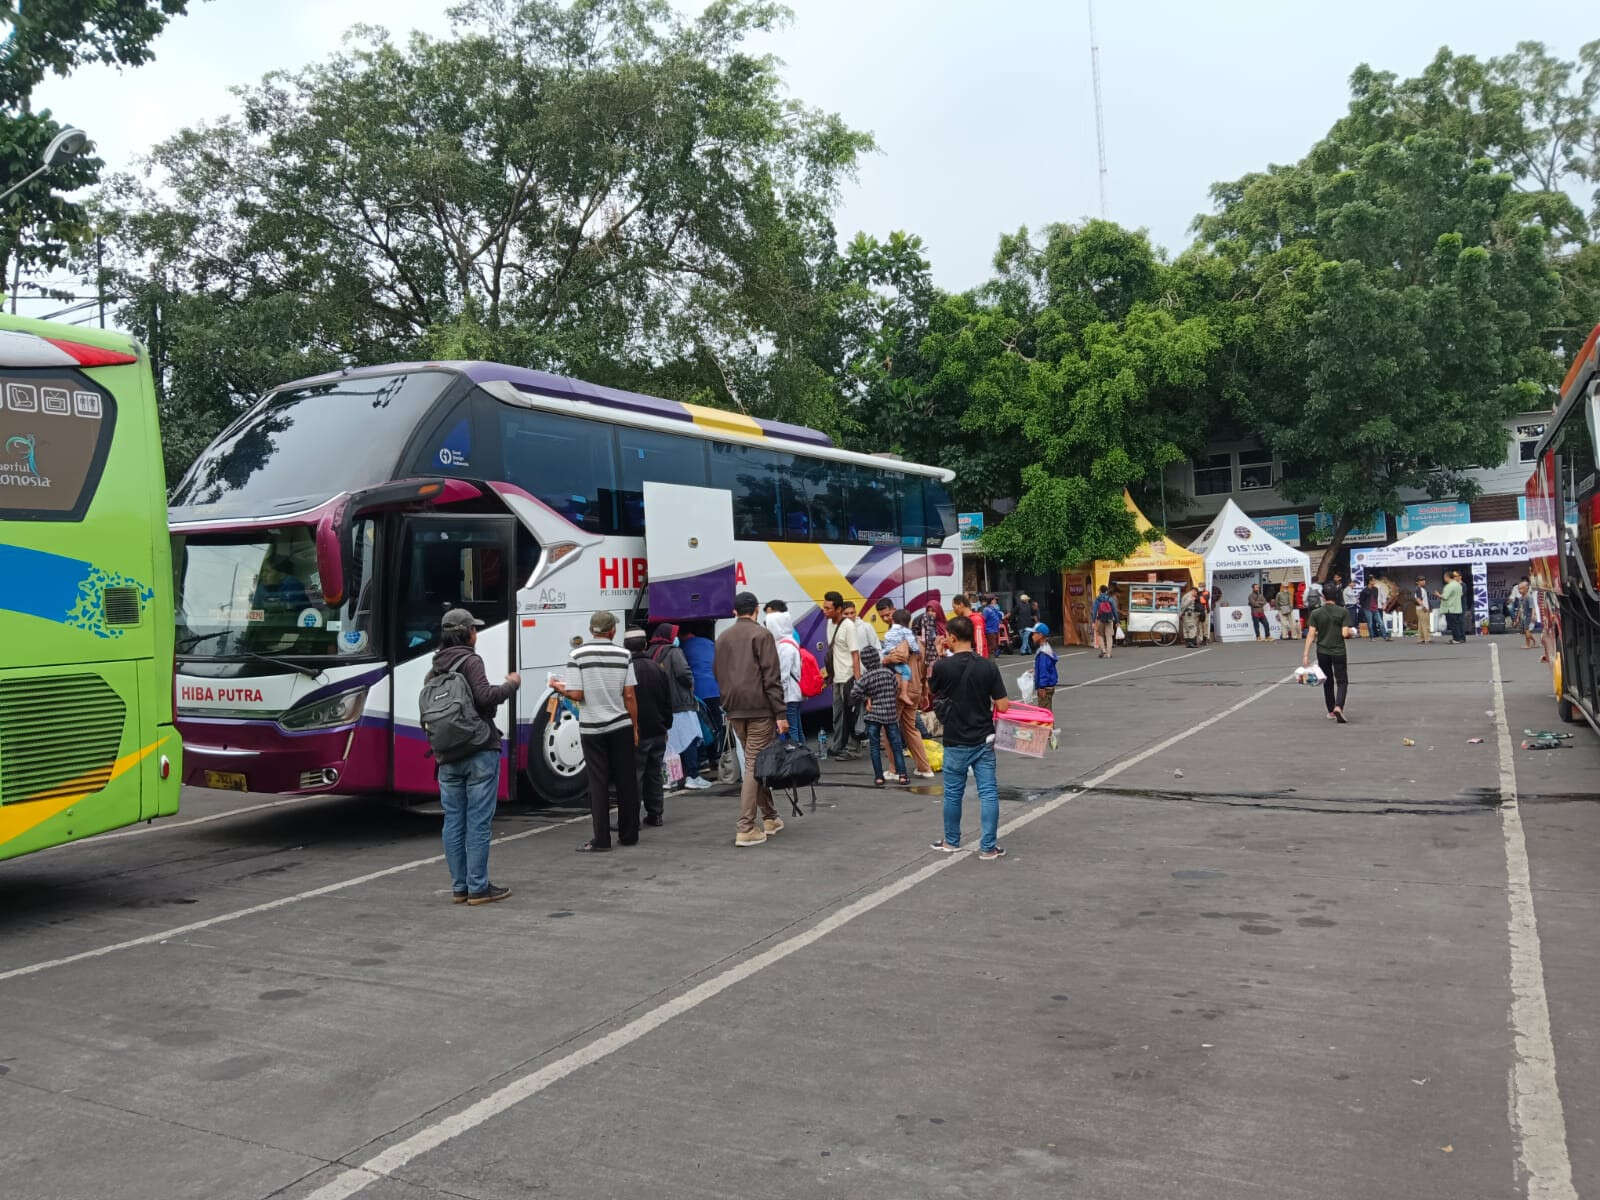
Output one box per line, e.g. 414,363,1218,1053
1413,575,1432,644
823,591,863,758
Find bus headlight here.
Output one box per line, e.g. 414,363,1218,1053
278,688,367,732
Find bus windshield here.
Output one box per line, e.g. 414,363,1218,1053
169,371,452,518
176,520,378,659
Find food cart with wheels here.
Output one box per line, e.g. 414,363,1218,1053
1123,581,1184,646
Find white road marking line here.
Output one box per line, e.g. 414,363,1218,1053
0,816,588,983
1490,643,1577,1200
45,795,315,849
301,670,1288,1200
1066,645,1209,688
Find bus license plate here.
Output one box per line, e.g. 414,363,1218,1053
204,771,248,791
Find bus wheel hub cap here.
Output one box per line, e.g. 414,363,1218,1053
546,714,584,776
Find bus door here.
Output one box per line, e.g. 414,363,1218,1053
391,513,518,793
643,482,736,620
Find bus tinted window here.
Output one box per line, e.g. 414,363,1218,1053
843,465,898,545
709,443,783,540
618,427,709,534
499,409,617,533
780,458,837,542
170,372,451,518
0,370,116,521
925,479,958,544
898,476,927,546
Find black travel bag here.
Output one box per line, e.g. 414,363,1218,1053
754,740,821,816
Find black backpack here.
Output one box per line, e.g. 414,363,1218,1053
419,659,489,764
754,740,822,816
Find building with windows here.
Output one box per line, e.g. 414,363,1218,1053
1163,409,1551,576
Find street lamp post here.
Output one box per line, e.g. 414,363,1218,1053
3,126,90,313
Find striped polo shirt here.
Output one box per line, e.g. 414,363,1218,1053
567,639,635,736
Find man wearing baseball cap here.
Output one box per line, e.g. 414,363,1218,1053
1028,622,1058,713
431,608,520,905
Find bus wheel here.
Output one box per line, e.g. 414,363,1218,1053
1558,695,1581,725
526,702,587,804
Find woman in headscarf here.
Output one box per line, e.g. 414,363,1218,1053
649,623,707,789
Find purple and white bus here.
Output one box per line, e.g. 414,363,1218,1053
170,362,960,804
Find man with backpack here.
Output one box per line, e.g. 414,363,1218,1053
422,608,520,905
624,627,673,827
715,591,790,847
929,614,1010,860
765,609,806,746
1091,585,1120,659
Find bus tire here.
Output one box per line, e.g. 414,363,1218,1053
1558,695,1581,725
525,701,587,805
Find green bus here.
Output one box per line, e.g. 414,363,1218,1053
0,314,181,859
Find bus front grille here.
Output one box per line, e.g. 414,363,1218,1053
102,586,142,626
0,674,126,805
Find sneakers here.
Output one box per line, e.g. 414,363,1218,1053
642,813,664,827
912,769,936,778
683,776,712,790
930,840,959,853
763,817,784,836
734,829,768,847
466,884,512,905
977,847,1007,861
451,891,469,904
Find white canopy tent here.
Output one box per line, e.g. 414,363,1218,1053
1351,519,1529,629
1187,500,1313,641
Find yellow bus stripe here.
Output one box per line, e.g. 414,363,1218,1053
683,402,764,439
766,541,860,604
0,738,165,848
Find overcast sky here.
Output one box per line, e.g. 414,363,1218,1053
24,0,1596,320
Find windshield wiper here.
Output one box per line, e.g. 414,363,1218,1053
177,630,231,652
244,651,324,680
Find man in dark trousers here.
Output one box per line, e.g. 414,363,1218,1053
1303,589,1357,723
715,591,790,847
552,609,640,852
624,627,672,827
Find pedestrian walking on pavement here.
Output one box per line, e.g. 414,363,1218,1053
884,607,934,777
553,609,641,853
765,608,806,747
1010,593,1033,653
823,590,864,758
1248,584,1271,641
1029,623,1058,712
981,595,1004,656
1516,577,1542,649
950,594,986,658
1091,585,1119,658
624,628,673,827
1303,590,1357,723
1358,579,1388,640
648,623,708,790
428,608,520,905
715,591,790,847
929,614,1010,859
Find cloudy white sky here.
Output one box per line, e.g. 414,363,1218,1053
21,0,1596,321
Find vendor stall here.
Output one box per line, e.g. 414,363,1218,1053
1187,500,1313,642
1123,581,1184,645
1087,492,1204,594
1350,519,1529,633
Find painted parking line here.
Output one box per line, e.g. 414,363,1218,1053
1490,643,1577,1200
298,670,1290,1200
45,794,317,849
1066,645,1208,687
0,815,589,983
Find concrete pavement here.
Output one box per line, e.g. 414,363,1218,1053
0,635,1595,1199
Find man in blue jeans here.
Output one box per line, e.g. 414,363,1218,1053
928,614,1010,859
429,608,520,904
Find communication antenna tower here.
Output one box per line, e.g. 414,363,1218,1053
1087,0,1108,217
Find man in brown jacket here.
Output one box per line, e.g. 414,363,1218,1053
714,590,790,847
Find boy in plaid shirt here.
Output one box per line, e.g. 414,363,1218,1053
858,645,907,785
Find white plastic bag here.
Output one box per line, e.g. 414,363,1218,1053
1114,624,1126,643
1294,665,1325,686
1018,669,1037,705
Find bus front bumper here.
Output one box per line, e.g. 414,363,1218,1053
176,715,389,795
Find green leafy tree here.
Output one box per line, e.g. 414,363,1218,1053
0,1,193,296
899,220,1220,572
1198,126,1560,575
106,0,872,475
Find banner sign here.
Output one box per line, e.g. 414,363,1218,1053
1313,510,1387,545
1354,538,1530,567
958,512,984,548
1256,513,1301,544
1397,501,1469,535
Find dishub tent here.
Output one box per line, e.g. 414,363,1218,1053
1351,519,1530,629
1187,500,1312,642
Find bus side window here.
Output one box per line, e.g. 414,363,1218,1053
709,443,782,540
843,465,898,545
498,409,617,533
618,427,709,535
898,477,927,547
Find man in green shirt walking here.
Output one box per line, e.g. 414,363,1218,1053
1303,590,1357,722
1437,571,1466,643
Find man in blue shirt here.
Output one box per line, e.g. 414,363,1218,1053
679,623,721,779
1029,623,1058,712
